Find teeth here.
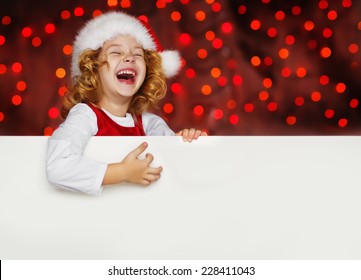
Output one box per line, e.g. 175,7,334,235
116,69,135,77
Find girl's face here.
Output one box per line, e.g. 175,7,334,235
98,35,146,104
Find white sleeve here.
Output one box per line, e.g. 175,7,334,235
46,103,107,195
142,112,175,136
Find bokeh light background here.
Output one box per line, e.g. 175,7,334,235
0,0,360,135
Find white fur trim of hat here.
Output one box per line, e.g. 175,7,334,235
71,11,181,78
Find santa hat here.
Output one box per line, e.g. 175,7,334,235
71,11,181,78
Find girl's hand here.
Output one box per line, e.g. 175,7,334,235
121,142,163,185
103,142,163,186
176,128,207,142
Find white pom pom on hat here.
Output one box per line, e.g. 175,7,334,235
71,11,181,78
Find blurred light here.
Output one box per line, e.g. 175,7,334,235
213,109,223,120
185,68,196,78
195,11,206,21
275,11,285,21
55,68,66,78
45,23,56,34
267,102,278,111
320,47,332,58
327,10,338,21
93,10,102,17
244,103,254,113
63,44,72,55
201,84,212,95
320,75,330,85
48,107,59,119
60,10,71,20
251,56,261,66
44,127,54,136
16,81,27,91
250,20,261,30
319,0,328,9
304,20,315,31
279,48,289,59
227,99,237,110
138,15,148,23
263,78,273,88
205,30,215,41
264,56,273,66
171,11,181,22
324,109,335,119
12,95,22,106
296,67,307,78
163,103,174,114
311,91,322,102
212,38,223,49
170,82,182,94
180,0,189,4
232,75,243,86
0,35,4,46
107,0,118,7
348,43,359,54
211,67,221,78
229,114,239,125
31,37,42,47
335,82,346,93
12,62,22,73
156,0,166,9
338,118,348,128
193,105,204,116
322,27,333,38
342,0,352,8
58,86,67,96
197,48,208,59
0,112,4,122
281,67,291,77
295,96,304,106
120,0,131,8
0,64,6,74
285,35,295,45
238,5,246,14
291,6,301,15
221,22,233,33
179,33,191,46
74,7,84,17
259,90,269,101
217,76,227,86
211,2,222,12
349,99,358,108
286,116,297,126
2,16,11,25
205,0,215,4
267,27,277,38
22,27,32,38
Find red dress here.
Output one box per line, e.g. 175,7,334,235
87,103,146,136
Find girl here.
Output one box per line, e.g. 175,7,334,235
46,11,206,195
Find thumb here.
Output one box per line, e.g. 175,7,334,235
129,142,148,158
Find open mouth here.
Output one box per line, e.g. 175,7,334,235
116,69,136,83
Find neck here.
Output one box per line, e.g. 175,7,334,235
98,97,131,117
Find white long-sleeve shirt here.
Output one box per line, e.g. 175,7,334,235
46,103,174,195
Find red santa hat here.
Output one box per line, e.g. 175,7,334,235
71,11,181,78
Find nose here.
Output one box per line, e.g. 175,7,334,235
123,54,135,64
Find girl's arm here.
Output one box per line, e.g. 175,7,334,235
46,104,107,195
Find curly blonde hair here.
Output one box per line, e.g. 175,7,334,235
61,48,167,119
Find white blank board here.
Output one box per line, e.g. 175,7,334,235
0,136,360,259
